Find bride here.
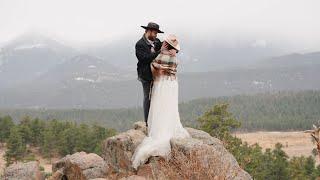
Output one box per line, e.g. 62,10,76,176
131,34,190,169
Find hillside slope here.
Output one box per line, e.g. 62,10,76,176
0,90,319,131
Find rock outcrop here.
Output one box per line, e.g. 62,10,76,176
102,126,146,176
51,152,108,180
102,121,252,180
3,161,43,180
48,121,251,179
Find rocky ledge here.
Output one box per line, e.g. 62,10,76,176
4,121,252,180
3,161,44,180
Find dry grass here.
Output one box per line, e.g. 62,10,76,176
233,131,319,164
28,146,60,174
0,144,5,177
158,148,227,180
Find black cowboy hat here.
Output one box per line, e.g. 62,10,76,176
141,22,164,33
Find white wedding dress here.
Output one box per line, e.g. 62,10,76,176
131,75,190,169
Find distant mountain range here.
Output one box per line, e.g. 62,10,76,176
0,33,76,89
0,33,319,108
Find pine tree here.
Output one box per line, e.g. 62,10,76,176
42,129,55,160
270,143,289,180
58,125,79,155
18,116,32,144
29,118,45,146
5,126,26,165
0,115,14,143
197,103,240,141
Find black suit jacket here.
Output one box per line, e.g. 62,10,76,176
135,35,162,82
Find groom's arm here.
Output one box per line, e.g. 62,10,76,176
135,43,161,64
151,61,177,75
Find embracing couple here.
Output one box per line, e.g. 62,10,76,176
131,22,190,169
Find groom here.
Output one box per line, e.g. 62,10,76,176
135,22,165,127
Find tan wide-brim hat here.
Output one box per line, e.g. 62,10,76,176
164,34,180,51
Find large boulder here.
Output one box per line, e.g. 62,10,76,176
119,175,146,180
102,127,145,178
51,151,108,180
170,137,250,179
102,121,252,179
4,161,44,180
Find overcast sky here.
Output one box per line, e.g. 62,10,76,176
0,0,319,52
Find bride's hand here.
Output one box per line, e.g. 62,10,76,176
168,49,177,57
158,64,170,70
160,42,169,51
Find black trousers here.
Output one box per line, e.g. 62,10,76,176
141,79,153,127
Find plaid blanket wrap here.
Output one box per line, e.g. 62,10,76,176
151,52,178,79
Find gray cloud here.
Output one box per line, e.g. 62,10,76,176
0,0,319,52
